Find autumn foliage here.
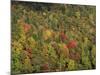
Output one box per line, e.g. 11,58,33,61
11,1,96,74
67,40,77,48
23,23,31,33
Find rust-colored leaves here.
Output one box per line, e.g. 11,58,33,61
23,23,31,33
67,40,77,48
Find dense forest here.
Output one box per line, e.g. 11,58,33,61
11,1,96,74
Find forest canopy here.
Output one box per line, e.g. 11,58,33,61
11,1,96,74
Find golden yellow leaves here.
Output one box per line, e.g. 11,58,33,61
12,41,23,55
27,37,37,48
22,56,33,72
42,29,54,40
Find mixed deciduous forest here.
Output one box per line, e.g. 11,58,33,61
11,1,96,74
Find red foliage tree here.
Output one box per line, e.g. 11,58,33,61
67,40,77,48
23,23,31,33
